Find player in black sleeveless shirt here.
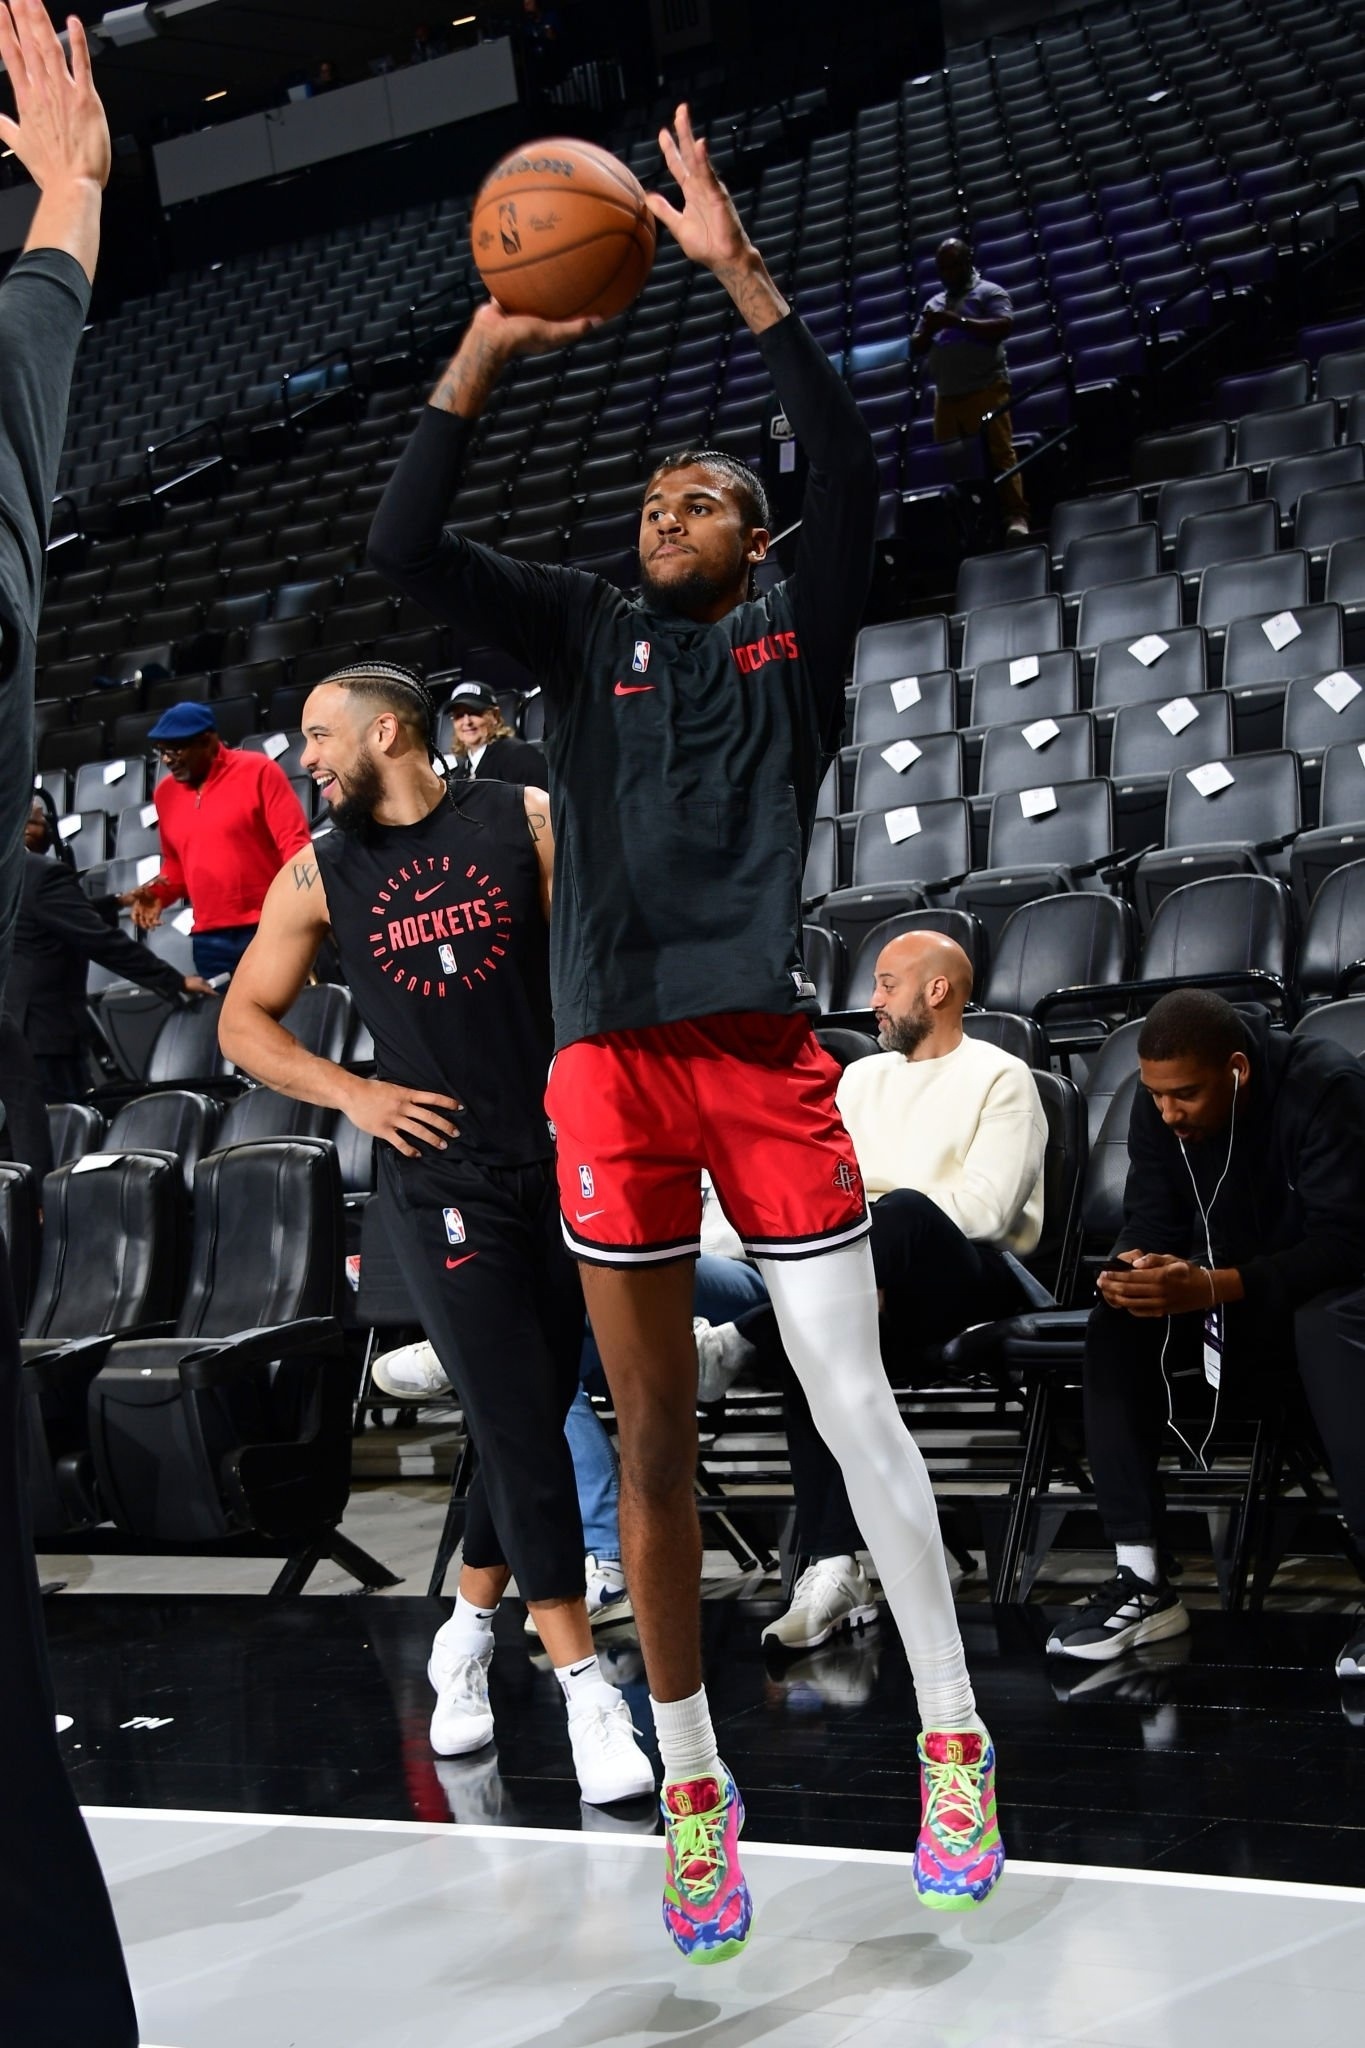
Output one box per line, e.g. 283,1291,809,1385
219,662,652,1809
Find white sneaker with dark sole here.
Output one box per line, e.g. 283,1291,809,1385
1046,1568,1190,1662
567,1690,655,1806
761,1556,879,1652
428,1646,495,1755
372,1339,451,1401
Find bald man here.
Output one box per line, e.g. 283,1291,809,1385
758,931,1048,1648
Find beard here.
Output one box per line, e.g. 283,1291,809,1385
328,746,387,836
878,998,932,1056
637,552,741,614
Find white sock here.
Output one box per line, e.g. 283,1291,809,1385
760,1239,978,1732
1116,1543,1160,1586
556,1654,617,1709
650,1686,721,1783
436,1591,497,1660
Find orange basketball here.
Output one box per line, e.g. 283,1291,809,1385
470,137,657,322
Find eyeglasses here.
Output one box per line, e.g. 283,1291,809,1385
152,741,203,760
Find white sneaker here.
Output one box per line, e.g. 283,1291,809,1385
524,1554,634,1635
372,1338,451,1401
566,1689,655,1805
761,1555,879,1651
428,1645,494,1755
693,1316,754,1404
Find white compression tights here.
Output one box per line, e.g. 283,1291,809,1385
756,1237,978,1732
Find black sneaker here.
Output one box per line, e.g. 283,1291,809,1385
1336,1607,1365,1682
1045,1567,1190,1662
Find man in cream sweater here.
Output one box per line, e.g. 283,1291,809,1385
760,929,1047,1649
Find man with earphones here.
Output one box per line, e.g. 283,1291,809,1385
1048,988,1365,1686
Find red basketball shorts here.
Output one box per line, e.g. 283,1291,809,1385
545,1012,870,1267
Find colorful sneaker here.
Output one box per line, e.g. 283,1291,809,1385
660,1766,752,1964
912,1729,1005,1912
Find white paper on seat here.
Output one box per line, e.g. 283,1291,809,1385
881,738,923,773
262,731,290,759
58,814,80,839
1187,760,1235,797
1022,718,1059,750
173,907,195,934
135,854,162,884
885,805,921,843
1009,655,1040,685
1358,741,1365,770
1262,610,1301,651
102,758,127,784
72,1153,121,1175
1129,634,1169,666
139,802,158,828
1315,670,1362,714
1158,697,1199,736
1019,785,1057,818
890,676,922,712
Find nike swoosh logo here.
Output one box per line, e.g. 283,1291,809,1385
413,884,444,902
614,681,655,696
445,1252,479,1269
575,1210,605,1223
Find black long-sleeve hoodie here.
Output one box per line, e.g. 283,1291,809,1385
1119,1005,1365,1319
369,310,877,1051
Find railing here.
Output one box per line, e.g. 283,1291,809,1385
282,348,357,431
143,415,228,501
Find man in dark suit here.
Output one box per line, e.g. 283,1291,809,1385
445,679,548,784
12,814,214,1098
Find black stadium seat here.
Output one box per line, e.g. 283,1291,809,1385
1134,749,1301,928
849,672,956,744
852,616,950,687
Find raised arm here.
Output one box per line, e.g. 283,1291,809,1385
367,303,602,686
218,853,464,1160
0,2,109,284
646,107,877,737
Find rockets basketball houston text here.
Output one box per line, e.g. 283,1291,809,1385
368,853,514,995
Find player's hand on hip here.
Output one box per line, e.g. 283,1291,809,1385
347,1078,463,1158
647,102,752,272
0,2,111,192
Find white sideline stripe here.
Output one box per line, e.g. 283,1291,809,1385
82,1805,1365,1906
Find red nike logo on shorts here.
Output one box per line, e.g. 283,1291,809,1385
414,884,444,902
614,680,655,695
445,1252,478,1269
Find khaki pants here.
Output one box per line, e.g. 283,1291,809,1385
933,376,1028,525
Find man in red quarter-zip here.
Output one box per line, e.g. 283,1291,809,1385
123,700,311,979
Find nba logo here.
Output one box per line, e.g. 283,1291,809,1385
442,1207,466,1245
632,640,650,673
439,943,457,974
579,1165,595,1199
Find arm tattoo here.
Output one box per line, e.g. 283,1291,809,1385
292,860,318,891
431,332,506,419
525,810,548,844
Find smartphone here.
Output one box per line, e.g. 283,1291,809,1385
1097,1258,1133,1274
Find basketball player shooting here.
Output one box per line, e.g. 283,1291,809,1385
371,106,1005,1961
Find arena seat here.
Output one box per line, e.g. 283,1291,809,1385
1292,993,1365,1055
1290,738,1365,911
849,672,956,745
21,1150,184,1542
847,732,964,813
1295,861,1365,1010
0,1163,40,1326
967,650,1079,731
84,1138,393,1592
104,1089,221,1196
1133,750,1300,928
956,776,1116,946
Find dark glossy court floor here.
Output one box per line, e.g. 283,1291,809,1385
47,1592,1365,1888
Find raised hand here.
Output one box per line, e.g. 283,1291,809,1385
646,103,750,275
646,102,788,335
0,2,110,193
430,299,601,419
